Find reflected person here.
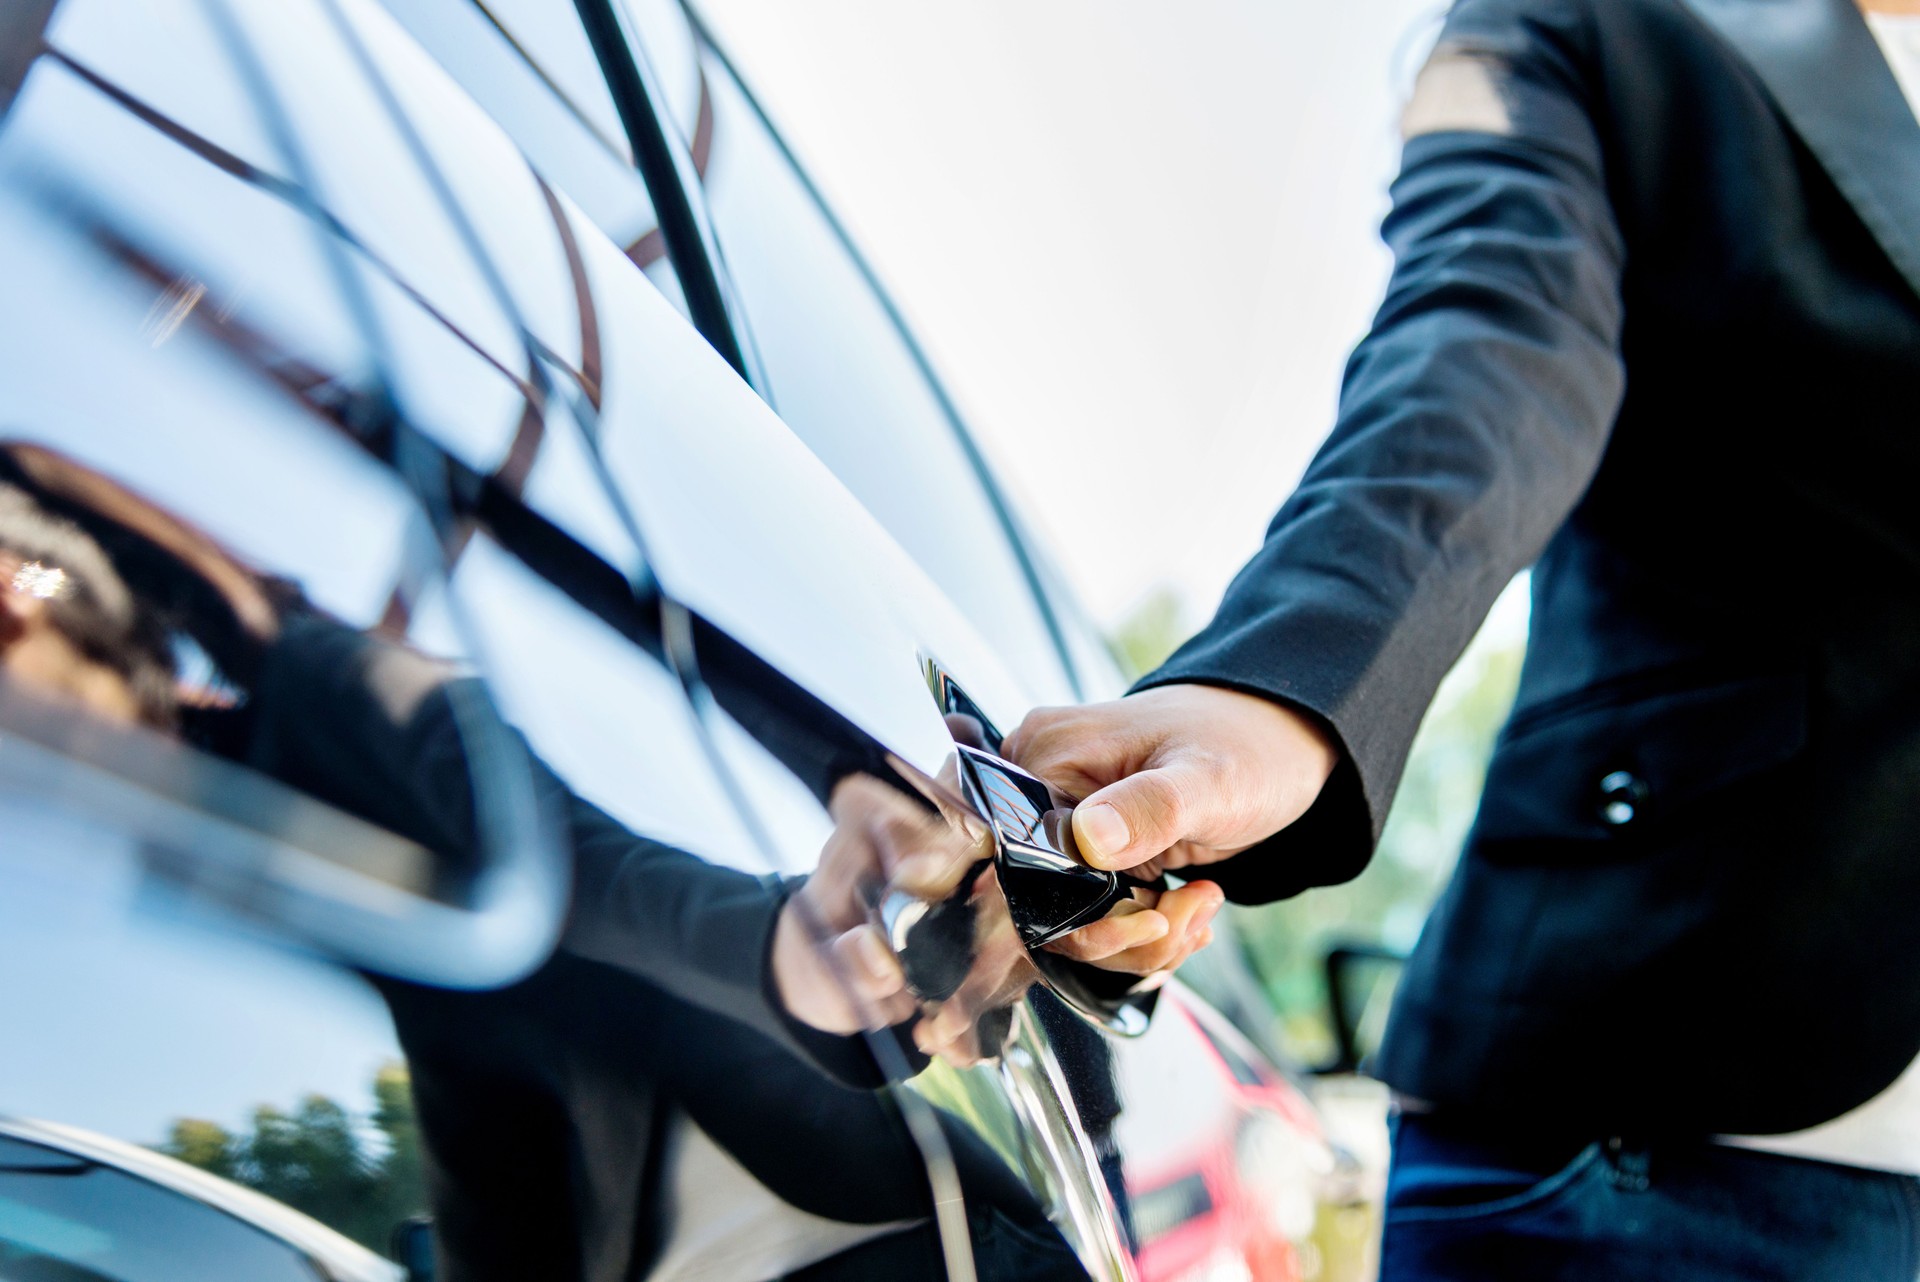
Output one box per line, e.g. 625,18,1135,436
0,443,1086,1279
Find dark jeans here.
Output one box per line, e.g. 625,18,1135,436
1382,1112,1920,1281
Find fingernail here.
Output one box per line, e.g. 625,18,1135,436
1076,803,1129,866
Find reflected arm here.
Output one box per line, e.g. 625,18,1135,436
243,610,897,1085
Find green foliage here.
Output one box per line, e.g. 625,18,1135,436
1107,586,1190,683
1103,581,1528,1067
159,1117,238,1182
157,1061,428,1251
1234,607,1525,1064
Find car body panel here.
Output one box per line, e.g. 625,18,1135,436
1,1117,404,1282
0,2,1362,1280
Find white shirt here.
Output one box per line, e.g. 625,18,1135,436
647,1112,921,1282
1720,10,1920,1175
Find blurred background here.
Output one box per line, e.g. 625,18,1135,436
696,0,1526,1063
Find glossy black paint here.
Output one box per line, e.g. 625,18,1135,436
568,0,754,380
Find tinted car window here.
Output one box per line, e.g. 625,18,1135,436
4,5,981,1273
690,46,1075,701
3,0,583,988
0,1136,320,1282
377,0,691,314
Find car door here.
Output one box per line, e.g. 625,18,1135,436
382,6,1345,1281
0,1,571,1266
3,2,1342,1279
560,12,1355,1282
0,1,971,1277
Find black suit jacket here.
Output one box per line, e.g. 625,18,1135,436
1144,0,1920,1133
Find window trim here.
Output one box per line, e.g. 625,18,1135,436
673,9,1087,698
570,0,761,384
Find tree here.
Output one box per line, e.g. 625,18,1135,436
158,1061,427,1251
159,1118,238,1181
1107,586,1190,683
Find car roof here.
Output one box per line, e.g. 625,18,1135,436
0,1116,404,1282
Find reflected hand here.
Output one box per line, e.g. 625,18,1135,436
1004,684,1338,874
911,862,1036,1066
772,772,990,1035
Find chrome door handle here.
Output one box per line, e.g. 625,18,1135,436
909,663,1166,1036
952,744,1163,950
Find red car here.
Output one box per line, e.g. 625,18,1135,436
1121,996,1377,1282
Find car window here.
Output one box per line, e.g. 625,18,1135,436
688,44,1076,702
611,0,704,144
1130,1171,1214,1248
0,1135,323,1282
3,0,596,987
377,0,691,315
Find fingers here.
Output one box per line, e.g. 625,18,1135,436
1073,763,1201,871
829,924,918,1029
1002,703,1138,802
1009,686,1344,873
913,878,1036,1066
1046,880,1224,975
1042,903,1171,963
773,910,915,1034
817,774,986,924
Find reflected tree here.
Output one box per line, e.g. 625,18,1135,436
157,1061,428,1250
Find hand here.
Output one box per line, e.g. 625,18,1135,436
1040,880,1225,974
772,770,991,1035
907,868,1222,1065
1003,684,1338,874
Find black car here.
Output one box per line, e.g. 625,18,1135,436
0,2,1367,1279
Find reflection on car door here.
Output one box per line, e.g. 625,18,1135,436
0,1,1353,1279
0,1,975,1278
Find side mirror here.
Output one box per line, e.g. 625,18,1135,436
1318,943,1407,1076
390,1217,435,1282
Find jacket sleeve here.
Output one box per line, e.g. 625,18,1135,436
561,800,914,1088
244,611,898,1087
1138,0,1625,903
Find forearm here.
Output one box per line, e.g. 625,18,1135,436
1145,0,1625,897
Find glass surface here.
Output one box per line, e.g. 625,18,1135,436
0,815,418,1272
615,0,703,147
0,1140,322,1282
5,9,997,1274
0,6,1356,1279
0,0,573,986
560,180,1028,776
690,47,1075,701
376,0,692,312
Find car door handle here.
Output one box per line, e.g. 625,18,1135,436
908,663,1166,1035
952,744,1162,950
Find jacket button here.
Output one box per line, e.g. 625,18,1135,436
1598,770,1646,826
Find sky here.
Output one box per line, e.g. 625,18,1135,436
695,0,1449,631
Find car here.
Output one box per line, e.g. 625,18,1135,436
0,1,1373,1278
0,1116,404,1282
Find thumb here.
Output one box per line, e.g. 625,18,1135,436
1072,765,1197,870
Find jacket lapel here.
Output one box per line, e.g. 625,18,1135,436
1677,0,1920,304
